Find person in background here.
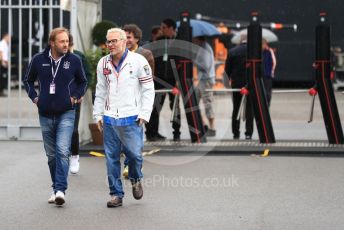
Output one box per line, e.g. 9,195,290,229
0,33,10,96
68,34,92,174
262,39,276,107
122,23,155,179
123,24,155,73
93,28,154,208
225,35,254,140
23,27,87,206
192,36,216,136
148,18,181,142
150,25,162,42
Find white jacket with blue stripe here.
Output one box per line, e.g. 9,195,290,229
93,51,155,123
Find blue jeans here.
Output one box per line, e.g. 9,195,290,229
103,122,143,198
124,148,130,167
39,110,75,193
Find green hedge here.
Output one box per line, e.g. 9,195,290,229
92,20,118,46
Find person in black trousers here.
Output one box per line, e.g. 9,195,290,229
225,37,254,140
146,18,181,141
69,34,91,174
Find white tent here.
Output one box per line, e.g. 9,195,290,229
63,0,102,144
61,0,102,52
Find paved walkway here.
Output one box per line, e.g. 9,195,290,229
157,91,344,141
1,90,343,141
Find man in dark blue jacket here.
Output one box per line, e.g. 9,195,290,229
23,27,87,206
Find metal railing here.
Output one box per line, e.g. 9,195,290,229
0,0,76,140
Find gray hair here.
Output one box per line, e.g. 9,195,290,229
107,28,127,40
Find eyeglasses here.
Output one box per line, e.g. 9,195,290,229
106,39,122,45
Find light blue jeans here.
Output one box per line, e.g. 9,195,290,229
39,110,75,193
103,122,143,198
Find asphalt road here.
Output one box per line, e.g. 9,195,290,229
1,141,344,230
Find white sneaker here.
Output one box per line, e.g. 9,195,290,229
70,155,80,174
55,191,65,206
48,191,55,204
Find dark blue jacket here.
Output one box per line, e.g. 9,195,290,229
225,43,247,88
263,49,273,78
23,47,88,116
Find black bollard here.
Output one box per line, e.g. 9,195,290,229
176,12,206,143
247,12,276,143
315,13,344,144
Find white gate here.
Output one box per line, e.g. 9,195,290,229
0,0,98,140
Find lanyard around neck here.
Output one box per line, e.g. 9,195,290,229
50,57,62,83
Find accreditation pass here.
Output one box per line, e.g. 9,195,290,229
50,83,56,94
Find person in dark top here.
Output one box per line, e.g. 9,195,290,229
68,34,92,174
23,27,87,205
225,36,254,140
146,18,181,141
122,23,155,178
150,25,162,42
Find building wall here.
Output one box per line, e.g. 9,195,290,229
102,0,344,84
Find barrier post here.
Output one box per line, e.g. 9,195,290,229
315,12,344,144
176,12,206,143
247,12,276,143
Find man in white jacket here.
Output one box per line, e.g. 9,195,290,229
93,28,154,208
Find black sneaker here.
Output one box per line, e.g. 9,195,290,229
206,129,216,137
173,135,181,142
204,125,209,132
146,136,157,142
245,135,252,140
107,196,123,208
147,134,166,142
156,133,166,140
132,181,143,200
233,135,240,140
